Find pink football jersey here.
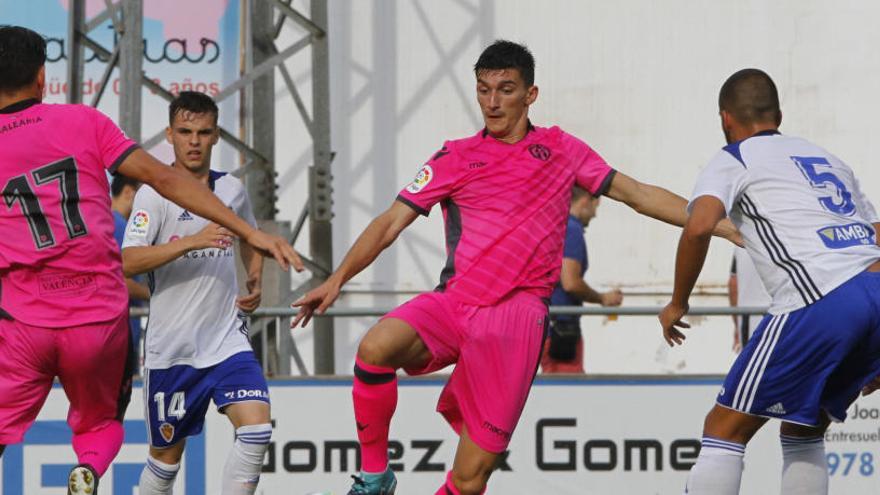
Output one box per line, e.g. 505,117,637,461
0,99,138,327
397,125,614,306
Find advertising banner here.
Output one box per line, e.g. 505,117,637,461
3,377,880,494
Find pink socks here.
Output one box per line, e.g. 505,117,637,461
71,420,124,476
352,357,398,473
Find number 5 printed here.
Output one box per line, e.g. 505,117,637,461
791,156,856,216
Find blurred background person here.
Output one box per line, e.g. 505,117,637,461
111,174,150,360
728,246,770,353
542,187,623,373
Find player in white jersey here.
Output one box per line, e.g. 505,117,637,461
123,92,271,495
659,69,880,494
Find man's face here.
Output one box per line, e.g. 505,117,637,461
166,110,219,172
476,68,537,140
575,195,600,226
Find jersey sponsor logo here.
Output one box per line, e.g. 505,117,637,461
528,143,552,161
37,272,96,296
817,222,876,249
406,164,434,194
468,161,487,169
159,422,175,442
128,209,150,237
223,389,270,400
0,116,42,134
177,210,194,221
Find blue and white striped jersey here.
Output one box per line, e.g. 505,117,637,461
122,170,257,369
690,130,880,314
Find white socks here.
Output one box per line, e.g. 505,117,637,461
138,456,180,494
684,437,745,495
221,423,273,495
781,435,827,495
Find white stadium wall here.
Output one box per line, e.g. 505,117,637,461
276,1,880,375
4,381,880,494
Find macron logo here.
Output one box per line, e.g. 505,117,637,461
177,210,194,221
766,402,787,415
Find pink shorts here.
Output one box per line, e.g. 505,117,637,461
384,290,548,453
0,312,133,444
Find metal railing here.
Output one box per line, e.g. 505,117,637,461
129,305,769,376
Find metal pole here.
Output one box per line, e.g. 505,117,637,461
309,0,335,374
246,0,277,220
66,0,85,104
118,0,143,141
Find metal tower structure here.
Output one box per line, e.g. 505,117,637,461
66,0,336,374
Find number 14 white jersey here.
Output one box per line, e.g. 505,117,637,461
690,131,880,314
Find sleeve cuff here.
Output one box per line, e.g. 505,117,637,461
108,143,141,174
595,169,617,197
396,195,430,216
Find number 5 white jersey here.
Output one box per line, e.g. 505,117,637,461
690,130,880,314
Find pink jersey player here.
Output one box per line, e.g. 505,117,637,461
0,26,302,495
293,41,733,495
396,125,613,306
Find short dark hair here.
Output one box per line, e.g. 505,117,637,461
111,174,139,198
474,40,535,87
0,26,47,92
718,69,781,126
571,186,593,204
168,91,218,125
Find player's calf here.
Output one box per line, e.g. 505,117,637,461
222,423,272,495
138,455,181,495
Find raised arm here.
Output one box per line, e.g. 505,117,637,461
291,200,420,327
605,172,742,245
116,149,302,271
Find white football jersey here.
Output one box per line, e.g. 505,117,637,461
123,170,257,369
691,131,880,314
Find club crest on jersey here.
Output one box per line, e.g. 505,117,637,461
128,209,150,237
816,222,875,249
406,164,433,193
159,422,175,442
528,143,552,161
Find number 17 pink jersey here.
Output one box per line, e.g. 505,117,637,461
0,99,138,327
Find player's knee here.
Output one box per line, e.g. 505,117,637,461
702,405,764,444
451,470,489,495
780,420,827,438
150,445,184,465
357,334,393,367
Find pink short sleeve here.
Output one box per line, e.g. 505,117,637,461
90,107,139,173
561,131,615,196
396,144,460,216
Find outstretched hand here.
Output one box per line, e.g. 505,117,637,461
659,302,690,347
290,280,341,328
245,230,304,272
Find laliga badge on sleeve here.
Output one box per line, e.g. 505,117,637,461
405,164,433,194
128,209,150,238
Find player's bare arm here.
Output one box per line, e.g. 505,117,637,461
116,149,303,271
236,241,264,313
659,195,727,346
559,258,623,306
291,200,419,328
122,222,233,277
605,171,743,246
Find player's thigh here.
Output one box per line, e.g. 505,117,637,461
780,415,830,438
357,317,432,369
57,313,132,430
149,439,187,465
0,319,55,444
450,425,501,494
